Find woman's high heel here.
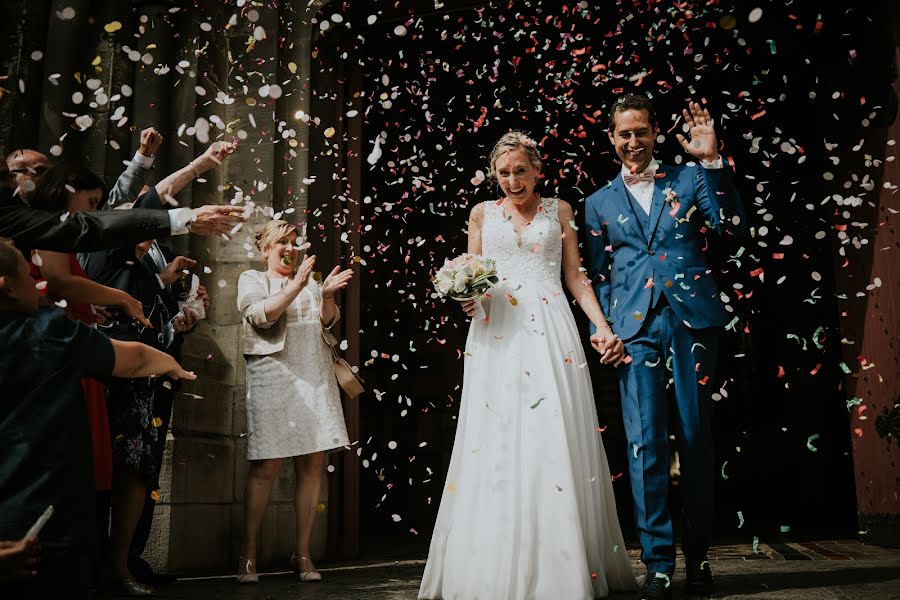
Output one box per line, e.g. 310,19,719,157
236,555,259,584
290,553,322,582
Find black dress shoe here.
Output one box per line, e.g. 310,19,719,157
637,572,673,600
685,559,715,595
129,557,177,586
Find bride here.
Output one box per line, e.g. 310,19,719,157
419,132,637,599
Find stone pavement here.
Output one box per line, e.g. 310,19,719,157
93,540,900,599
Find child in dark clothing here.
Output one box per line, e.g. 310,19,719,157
0,237,194,599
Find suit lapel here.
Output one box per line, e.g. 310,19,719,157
609,175,648,244
646,174,668,247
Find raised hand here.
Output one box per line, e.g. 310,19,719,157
676,102,719,162
194,140,238,173
160,256,197,286
322,265,354,299
287,255,317,291
139,127,163,157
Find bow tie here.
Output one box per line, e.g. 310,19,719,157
623,170,656,185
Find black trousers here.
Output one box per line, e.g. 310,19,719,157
128,380,174,563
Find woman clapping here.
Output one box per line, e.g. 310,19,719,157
235,220,352,584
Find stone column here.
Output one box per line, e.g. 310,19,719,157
147,0,331,574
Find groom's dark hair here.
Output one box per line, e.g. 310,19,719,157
608,94,657,132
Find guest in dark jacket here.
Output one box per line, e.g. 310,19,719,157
0,236,195,600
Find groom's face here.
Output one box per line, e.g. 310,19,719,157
609,108,658,173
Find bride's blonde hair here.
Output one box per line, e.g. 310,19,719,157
254,220,298,252
487,131,542,181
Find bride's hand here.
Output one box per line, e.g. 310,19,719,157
460,299,477,317
591,328,626,367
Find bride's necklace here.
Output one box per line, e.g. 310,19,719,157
498,194,541,247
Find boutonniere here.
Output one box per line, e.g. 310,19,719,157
664,187,681,216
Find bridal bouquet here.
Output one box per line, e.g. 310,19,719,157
432,253,499,302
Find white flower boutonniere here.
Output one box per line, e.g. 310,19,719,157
664,187,681,215
663,187,679,207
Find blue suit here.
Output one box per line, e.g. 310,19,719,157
585,162,745,575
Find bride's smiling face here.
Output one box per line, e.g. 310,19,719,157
494,148,540,206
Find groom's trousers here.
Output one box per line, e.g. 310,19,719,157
617,294,719,575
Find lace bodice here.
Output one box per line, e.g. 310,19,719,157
481,197,562,286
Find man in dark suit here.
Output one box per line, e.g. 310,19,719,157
586,95,746,600
0,182,245,253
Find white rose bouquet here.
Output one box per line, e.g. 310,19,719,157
432,253,499,302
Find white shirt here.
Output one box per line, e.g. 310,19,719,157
622,156,724,216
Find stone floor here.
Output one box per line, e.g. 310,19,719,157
93,540,900,599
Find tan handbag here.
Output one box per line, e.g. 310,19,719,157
322,329,365,400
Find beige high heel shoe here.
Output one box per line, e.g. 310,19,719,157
290,553,322,582
236,555,259,584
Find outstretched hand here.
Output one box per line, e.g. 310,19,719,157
675,102,719,162
189,205,247,238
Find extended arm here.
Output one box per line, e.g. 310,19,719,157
111,339,195,380
106,128,162,209
155,142,236,204
694,166,746,236
0,195,172,252
38,251,150,326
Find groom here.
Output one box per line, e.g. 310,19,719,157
585,94,745,599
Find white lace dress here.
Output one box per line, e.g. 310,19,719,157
244,279,349,460
419,198,637,599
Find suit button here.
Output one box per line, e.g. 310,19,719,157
647,249,655,255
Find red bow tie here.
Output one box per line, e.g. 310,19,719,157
623,170,656,185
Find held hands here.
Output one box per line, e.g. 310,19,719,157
460,299,478,317
676,102,719,162
138,127,163,157
160,256,197,286
590,326,627,367
286,255,317,292
322,265,354,299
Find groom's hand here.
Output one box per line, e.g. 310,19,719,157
591,328,626,367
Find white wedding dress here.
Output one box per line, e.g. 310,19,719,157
419,197,637,599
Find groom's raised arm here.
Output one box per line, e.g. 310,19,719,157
694,163,746,237
584,192,612,335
